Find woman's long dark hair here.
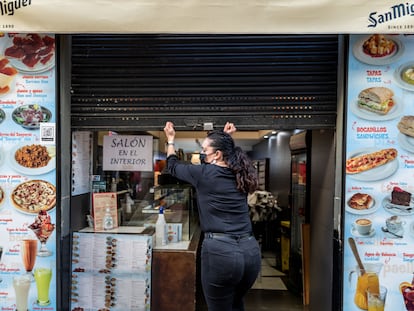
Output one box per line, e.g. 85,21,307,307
206,130,258,194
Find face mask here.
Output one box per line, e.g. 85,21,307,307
199,152,214,164
199,153,207,164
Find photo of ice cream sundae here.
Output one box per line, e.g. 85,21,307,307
28,210,55,257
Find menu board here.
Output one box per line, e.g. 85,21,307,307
0,33,57,310
343,34,414,310
71,231,152,311
72,131,93,196
92,192,118,231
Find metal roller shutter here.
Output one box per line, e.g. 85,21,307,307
71,34,339,130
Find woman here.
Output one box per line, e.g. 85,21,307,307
163,121,261,311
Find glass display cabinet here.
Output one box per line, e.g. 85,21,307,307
123,183,198,243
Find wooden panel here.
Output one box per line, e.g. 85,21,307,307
151,229,201,311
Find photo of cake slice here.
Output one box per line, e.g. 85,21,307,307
391,187,412,206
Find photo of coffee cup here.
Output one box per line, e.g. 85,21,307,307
353,218,372,235
386,215,404,233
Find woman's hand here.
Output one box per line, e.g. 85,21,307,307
164,121,176,141
223,122,237,135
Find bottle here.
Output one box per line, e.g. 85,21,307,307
111,178,117,192
155,207,166,246
103,207,114,230
125,193,133,214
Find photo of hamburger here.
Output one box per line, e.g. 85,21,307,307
357,87,394,115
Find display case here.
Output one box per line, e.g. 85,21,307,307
288,130,310,301
122,183,198,245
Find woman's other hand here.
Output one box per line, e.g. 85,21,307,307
164,121,176,141
223,122,237,135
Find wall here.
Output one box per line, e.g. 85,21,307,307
250,130,293,209
309,129,335,311
58,36,73,311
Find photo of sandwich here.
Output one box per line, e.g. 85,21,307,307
357,87,394,115
398,116,414,138
397,115,414,154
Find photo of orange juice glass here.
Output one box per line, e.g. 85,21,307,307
34,266,52,306
354,272,379,309
350,262,383,310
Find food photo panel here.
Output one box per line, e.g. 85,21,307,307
343,34,414,311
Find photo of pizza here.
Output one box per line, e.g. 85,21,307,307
11,180,56,214
346,148,398,174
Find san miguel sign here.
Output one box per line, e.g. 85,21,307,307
0,0,32,16
1,0,414,33
368,2,414,30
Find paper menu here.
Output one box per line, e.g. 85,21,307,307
116,239,152,272
111,276,150,311
71,273,108,308
72,275,150,311
72,233,107,269
71,231,152,311
71,131,93,196
92,192,118,231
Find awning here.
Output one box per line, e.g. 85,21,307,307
2,0,414,33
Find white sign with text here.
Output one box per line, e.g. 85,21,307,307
103,135,153,171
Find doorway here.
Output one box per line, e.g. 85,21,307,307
61,33,340,310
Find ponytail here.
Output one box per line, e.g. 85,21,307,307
206,130,259,193
228,147,258,194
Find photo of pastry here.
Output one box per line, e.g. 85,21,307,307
346,192,378,215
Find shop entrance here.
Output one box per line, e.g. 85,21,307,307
63,33,340,310
67,125,335,311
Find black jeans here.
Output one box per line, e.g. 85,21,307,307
201,234,261,311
